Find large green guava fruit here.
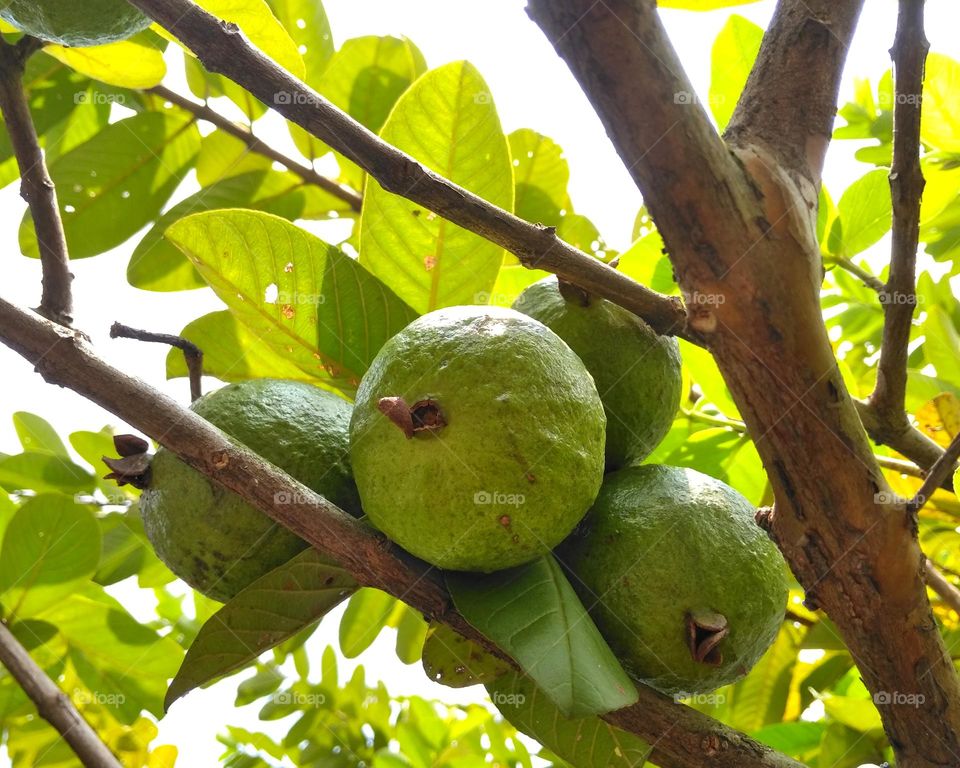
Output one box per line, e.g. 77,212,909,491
141,379,361,602
559,464,788,695
514,277,682,470
0,0,151,47
350,305,606,572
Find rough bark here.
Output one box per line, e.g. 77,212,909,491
527,1,960,765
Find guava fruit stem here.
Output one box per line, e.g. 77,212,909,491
377,396,446,438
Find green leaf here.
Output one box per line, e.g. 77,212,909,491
299,35,426,164
832,169,892,257
726,625,802,731
167,310,320,384
12,412,68,457
393,604,428,665
487,264,551,307
751,721,825,759
924,305,960,384
0,495,101,619
921,53,960,152
128,170,348,292
488,672,651,767
0,452,94,494
39,587,183,721
166,209,418,393
195,130,272,187
680,338,740,417
20,111,200,259
360,60,513,313
709,15,763,130
447,556,638,717
421,623,510,688
46,38,166,88
166,548,356,709
509,129,570,227
339,588,397,658
267,0,334,84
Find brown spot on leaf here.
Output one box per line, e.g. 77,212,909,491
281,304,295,319
424,255,437,271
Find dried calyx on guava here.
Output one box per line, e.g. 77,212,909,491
559,463,788,695
349,305,606,572
0,0,151,47
140,379,361,602
514,276,682,470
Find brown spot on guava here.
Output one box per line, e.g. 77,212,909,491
687,610,728,666
499,515,511,527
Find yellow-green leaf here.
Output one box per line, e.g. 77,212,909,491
46,39,166,88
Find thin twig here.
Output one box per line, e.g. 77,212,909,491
908,432,960,513
109,322,204,401
868,0,929,427
125,0,689,338
0,296,802,768
0,36,73,325
0,619,123,768
826,256,886,293
149,84,363,212
925,559,960,616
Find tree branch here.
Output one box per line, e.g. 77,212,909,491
0,37,73,326
908,432,960,514
148,85,363,212
527,2,960,765
926,559,960,617
124,0,688,338
109,321,204,402
867,0,929,437
725,0,865,184
0,619,123,768
0,296,800,768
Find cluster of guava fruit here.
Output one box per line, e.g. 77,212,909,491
140,276,787,695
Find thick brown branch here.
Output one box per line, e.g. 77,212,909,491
528,2,960,765
0,619,123,768
109,321,204,402
149,85,362,212
125,0,688,338
725,0,865,183
0,297,799,768
0,38,73,326
868,0,929,435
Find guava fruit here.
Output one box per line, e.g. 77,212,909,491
514,277,682,470
141,379,361,602
350,305,606,572
559,464,788,695
0,0,151,47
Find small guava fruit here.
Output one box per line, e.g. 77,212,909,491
559,464,788,695
350,305,606,572
514,276,682,470
0,0,151,47
140,379,361,602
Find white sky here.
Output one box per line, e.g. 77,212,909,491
1,0,959,764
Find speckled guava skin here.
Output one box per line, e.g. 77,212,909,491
0,0,151,46
141,379,361,602
559,464,788,695
514,276,682,470
350,306,606,572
